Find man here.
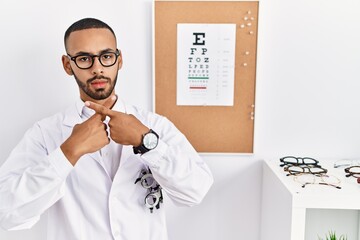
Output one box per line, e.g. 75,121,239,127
0,18,213,240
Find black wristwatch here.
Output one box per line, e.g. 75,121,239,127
133,129,159,154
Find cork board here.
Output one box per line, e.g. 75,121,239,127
154,0,258,153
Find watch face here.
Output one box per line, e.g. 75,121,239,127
143,132,158,150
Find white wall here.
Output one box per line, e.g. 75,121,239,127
255,0,360,159
0,0,359,240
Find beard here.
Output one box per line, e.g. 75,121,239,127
74,73,118,100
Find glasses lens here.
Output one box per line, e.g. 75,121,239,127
99,52,117,66
287,166,303,174
302,158,317,165
348,166,360,177
145,191,160,207
75,55,93,69
141,174,156,189
349,166,360,173
296,174,315,184
282,157,298,164
321,175,340,185
309,167,326,174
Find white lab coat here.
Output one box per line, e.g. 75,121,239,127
0,99,213,240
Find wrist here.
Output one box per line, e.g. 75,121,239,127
60,140,82,165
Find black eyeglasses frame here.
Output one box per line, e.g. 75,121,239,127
279,156,320,167
67,49,120,70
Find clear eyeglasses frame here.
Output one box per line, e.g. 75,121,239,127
293,174,341,189
67,49,120,70
334,159,360,168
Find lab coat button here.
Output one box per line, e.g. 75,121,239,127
114,231,120,237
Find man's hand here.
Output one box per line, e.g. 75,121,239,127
85,101,149,147
60,96,117,165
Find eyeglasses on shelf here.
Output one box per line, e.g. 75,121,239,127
279,156,320,167
283,164,327,176
293,173,341,189
334,159,360,168
344,166,360,178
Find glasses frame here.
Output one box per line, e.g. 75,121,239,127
279,156,320,167
67,49,120,70
334,159,360,168
344,166,360,178
283,164,328,176
293,174,341,189
134,168,163,213
145,185,163,212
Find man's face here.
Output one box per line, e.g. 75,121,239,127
62,28,122,101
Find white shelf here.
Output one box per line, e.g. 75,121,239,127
260,159,360,240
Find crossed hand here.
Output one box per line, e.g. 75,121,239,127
61,95,149,165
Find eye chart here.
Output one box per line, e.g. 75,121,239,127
177,24,236,106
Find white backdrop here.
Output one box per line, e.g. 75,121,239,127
0,0,360,239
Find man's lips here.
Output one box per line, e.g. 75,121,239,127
90,80,108,89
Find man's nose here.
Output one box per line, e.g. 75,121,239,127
91,56,104,74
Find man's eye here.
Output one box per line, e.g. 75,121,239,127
78,56,90,62
102,54,114,60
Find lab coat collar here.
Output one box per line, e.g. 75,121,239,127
63,97,128,127
63,102,83,128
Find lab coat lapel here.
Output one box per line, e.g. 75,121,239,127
119,145,133,168
61,103,82,138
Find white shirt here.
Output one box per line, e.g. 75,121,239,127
0,99,213,240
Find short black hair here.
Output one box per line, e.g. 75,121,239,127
64,18,116,50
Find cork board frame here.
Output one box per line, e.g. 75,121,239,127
154,0,259,153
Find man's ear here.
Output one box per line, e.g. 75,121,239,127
117,50,123,70
62,55,73,75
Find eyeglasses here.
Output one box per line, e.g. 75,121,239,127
135,168,163,213
284,164,327,176
334,159,360,168
293,174,341,189
344,166,360,178
67,49,120,69
280,156,320,167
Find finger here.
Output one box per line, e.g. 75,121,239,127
84,111,109,125
103,94,118,109
85,100,115,118
87,112,104,121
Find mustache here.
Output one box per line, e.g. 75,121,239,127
87,75,111,84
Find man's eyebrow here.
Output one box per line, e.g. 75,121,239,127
73,48,116,56
99,48,116,54
73,51,91,56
